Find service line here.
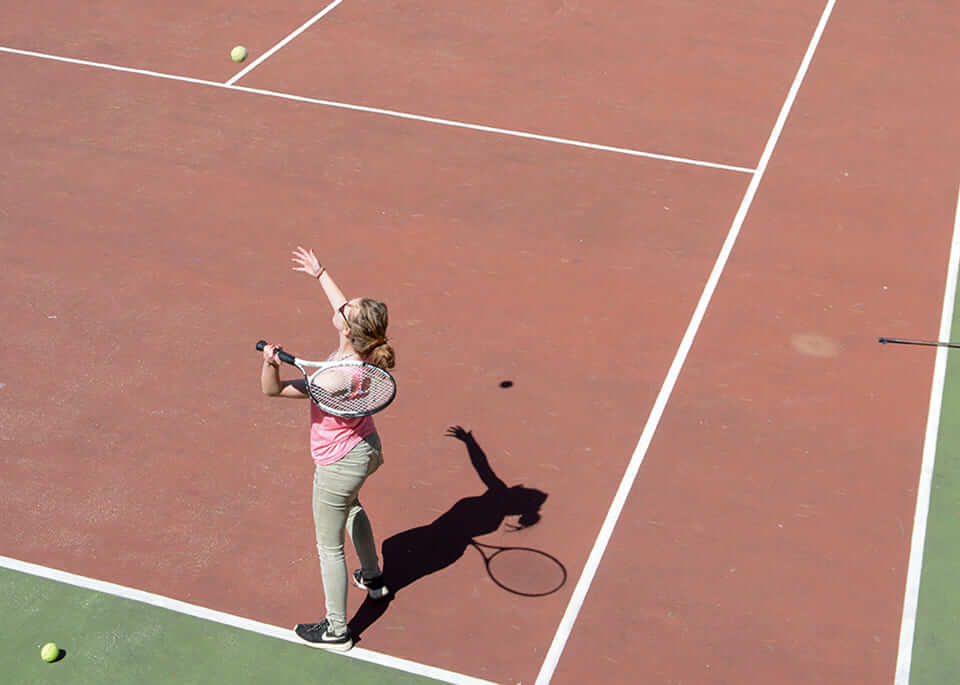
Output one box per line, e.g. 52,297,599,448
0,45,754,174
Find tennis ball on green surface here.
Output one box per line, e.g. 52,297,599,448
40,642,59,662
230,45,248,63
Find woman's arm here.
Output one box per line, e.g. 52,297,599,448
292,246,347,311
446,426,508,491
260,344,308,398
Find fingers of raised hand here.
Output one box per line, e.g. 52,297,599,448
291,246,320,275
292,246,316,262
445,425,469,440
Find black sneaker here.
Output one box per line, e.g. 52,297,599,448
293,619,354,651
352,569,390,599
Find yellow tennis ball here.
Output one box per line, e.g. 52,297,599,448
40,642,59,662
230,46,248,63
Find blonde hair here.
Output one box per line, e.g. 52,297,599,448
346,298,395,370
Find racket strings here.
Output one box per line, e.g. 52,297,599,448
307,365,395,416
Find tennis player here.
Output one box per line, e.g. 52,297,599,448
259,246,395,651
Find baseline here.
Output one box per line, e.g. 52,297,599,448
0,555,494,685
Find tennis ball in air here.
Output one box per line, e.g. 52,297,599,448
40,642,59,662
230,45,248,63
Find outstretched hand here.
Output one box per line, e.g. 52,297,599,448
291,246,323,279
445,425,473,442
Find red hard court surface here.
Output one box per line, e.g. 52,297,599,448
4,1,958,683
0,53,747,683
558,2,960,683
4,1,824,169
236,0,821,169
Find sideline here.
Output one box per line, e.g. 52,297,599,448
894,185,960,683
533,1,838,682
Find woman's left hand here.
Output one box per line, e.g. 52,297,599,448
292,246,323,279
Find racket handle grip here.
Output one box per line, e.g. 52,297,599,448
256,340,296,365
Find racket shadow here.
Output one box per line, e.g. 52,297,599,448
348,425,565,637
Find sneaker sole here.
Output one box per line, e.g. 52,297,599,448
300,639,354,652
365,586,389,599
292,626,354,652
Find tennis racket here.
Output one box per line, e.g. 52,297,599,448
256,340,396,417
878,337,960,349
469,540,566,597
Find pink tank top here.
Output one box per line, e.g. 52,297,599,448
309,403,375,465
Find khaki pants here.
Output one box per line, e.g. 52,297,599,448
312,433,384,634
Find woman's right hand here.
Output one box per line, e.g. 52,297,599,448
262,343,281,367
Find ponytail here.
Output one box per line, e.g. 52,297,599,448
345,298,395,370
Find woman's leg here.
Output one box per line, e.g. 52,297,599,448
346,434,384,580
311,434,383,634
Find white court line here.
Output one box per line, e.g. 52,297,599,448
533,1,837,683
894,185,960,684
225,0,344,86
0,46,754,173
0,555,496,685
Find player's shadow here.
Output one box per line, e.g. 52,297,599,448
348,425,549,637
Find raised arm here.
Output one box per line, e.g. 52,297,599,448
292,246,347,312
446,426,508,492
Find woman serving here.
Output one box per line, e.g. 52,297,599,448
259,246,395,651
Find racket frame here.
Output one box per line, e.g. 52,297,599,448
469,540,567,597
257,340,396,417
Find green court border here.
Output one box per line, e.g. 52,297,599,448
0,565,452,685
909,272,960,683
